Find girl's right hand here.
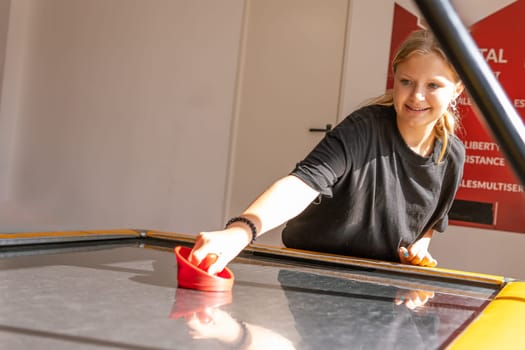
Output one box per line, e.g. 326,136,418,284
189,227,251,275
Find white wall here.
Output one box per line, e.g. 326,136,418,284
431,226,525,280
340,0,394,115
0,0,245,233
0,0,523,279
0,0,9,104
0,0,16,201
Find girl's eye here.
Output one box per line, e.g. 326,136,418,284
400,79,411,86
428,82,440,89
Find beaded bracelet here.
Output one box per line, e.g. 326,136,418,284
225,216,257,244
228,320,251,350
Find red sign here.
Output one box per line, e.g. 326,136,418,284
389,1,525,233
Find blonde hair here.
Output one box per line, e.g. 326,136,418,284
367,30,462,162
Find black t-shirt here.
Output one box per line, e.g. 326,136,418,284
282,105,465,262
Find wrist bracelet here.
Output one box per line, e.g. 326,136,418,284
225,216,257,244
229,320,251,350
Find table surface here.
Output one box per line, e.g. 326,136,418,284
1,231,514,350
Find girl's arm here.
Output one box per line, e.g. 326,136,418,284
190,175,320,274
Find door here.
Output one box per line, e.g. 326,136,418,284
226,0,350,246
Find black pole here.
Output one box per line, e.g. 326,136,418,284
414,0,525,186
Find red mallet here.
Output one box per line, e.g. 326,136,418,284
174,246,234,292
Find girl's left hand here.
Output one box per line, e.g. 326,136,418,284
398,233,438,267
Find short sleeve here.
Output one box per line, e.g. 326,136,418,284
290,129,348,197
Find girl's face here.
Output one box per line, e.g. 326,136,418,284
392,52,462,131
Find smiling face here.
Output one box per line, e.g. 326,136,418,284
392,52,462,133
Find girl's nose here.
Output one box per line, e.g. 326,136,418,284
412,85,426,101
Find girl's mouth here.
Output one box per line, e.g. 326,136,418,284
406,104,429,112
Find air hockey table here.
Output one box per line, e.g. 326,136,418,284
1,229,523,350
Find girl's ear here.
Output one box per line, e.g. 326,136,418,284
454,82,465,98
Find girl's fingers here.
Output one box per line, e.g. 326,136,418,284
399,246,438,267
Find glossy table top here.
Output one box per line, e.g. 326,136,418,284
0,237,502,349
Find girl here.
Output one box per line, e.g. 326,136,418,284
190,30,465,275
